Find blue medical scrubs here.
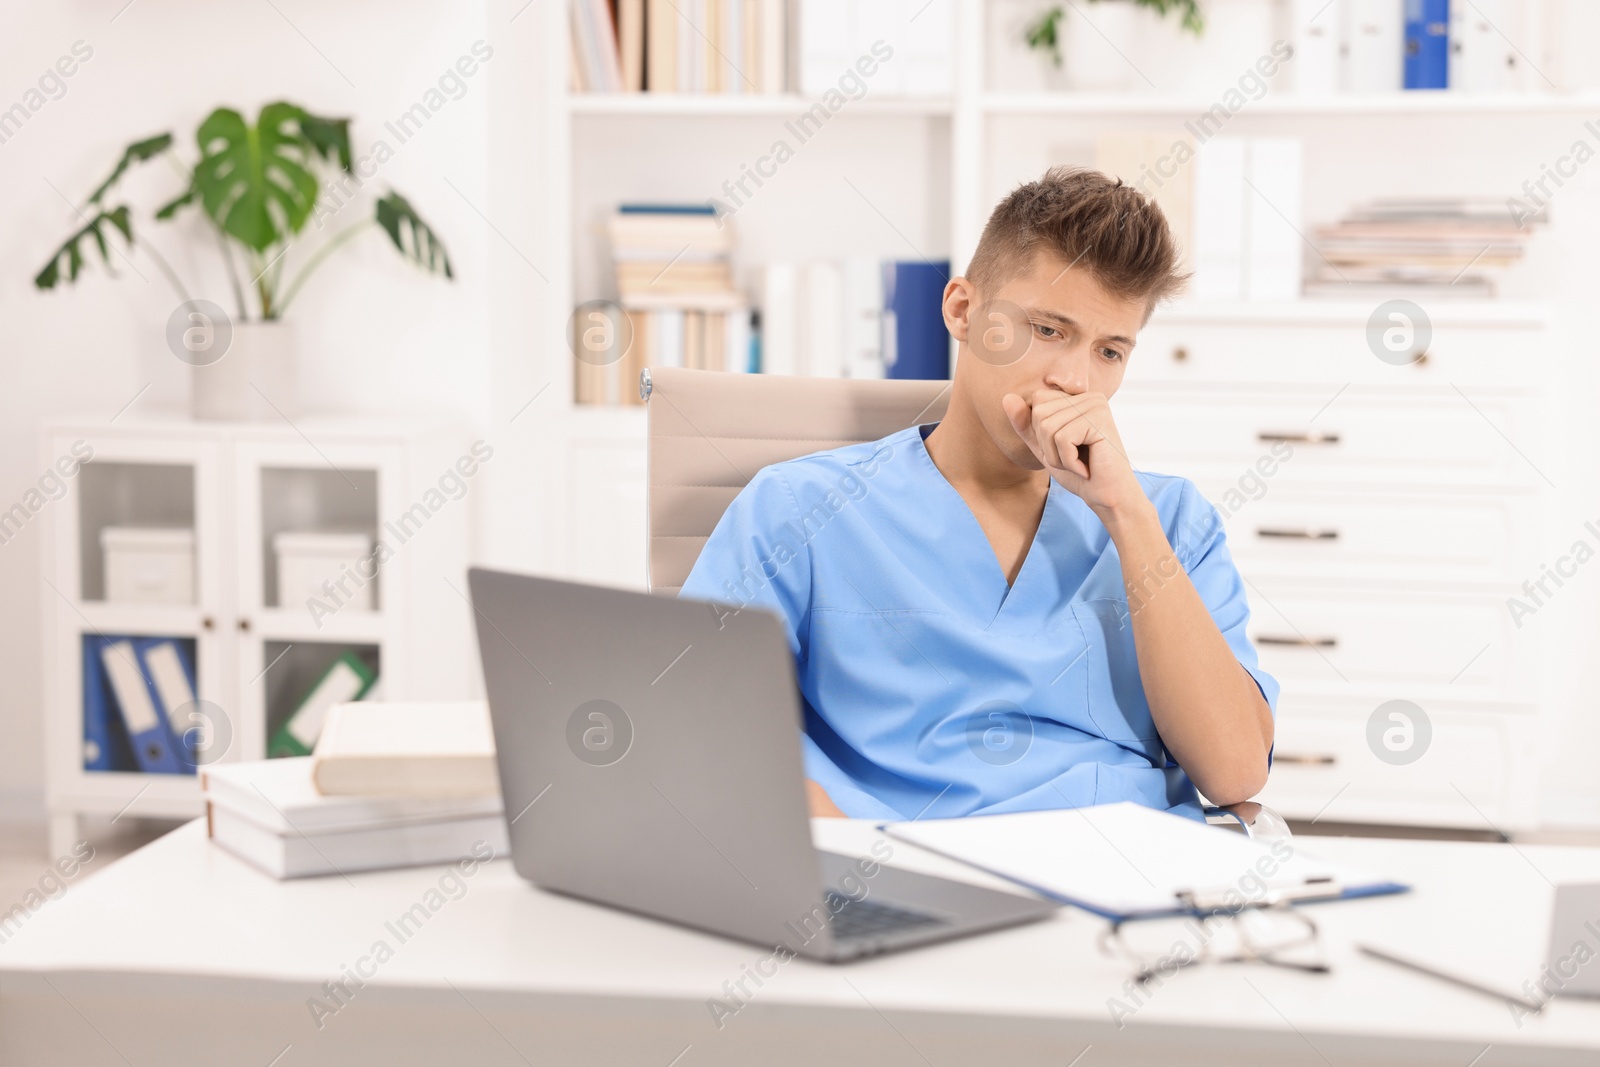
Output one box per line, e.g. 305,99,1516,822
679,423,1278,822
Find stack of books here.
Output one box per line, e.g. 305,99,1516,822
577,204,752,405
569,0,953,96
1306,198,1542,300
204,702,506,879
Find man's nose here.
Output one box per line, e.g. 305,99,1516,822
1043,347,1090,395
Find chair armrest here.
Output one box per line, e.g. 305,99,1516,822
1204,801,1293,844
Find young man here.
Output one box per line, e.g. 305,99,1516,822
680,167,1277,821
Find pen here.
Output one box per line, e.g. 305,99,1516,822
1357,943,1546,1014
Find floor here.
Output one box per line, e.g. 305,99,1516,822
0,815,181,916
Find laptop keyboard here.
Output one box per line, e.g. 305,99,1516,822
823,891,945,942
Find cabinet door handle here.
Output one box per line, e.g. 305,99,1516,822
202,616,215,631
237,618,252,633
1257,635,1338,648
1257,431,1340,445
1275,753,1338,766
1257,527,1340,541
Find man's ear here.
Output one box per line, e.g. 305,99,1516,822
942,276,975,343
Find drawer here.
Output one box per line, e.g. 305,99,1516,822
1116,388,1544,487
1241,585,1520,695
1255,693,1537,830
1192,486,1533,585
1131,315,1546,388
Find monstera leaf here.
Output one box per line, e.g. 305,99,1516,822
34,207,132,289
192,102,349,252
376,191,453,279
30,100,450,318
86,133,173,205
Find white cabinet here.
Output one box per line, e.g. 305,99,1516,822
1123,304,1550,831
42,414,479,855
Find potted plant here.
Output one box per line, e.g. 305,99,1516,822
34,102,453,421
1025,0,1204,91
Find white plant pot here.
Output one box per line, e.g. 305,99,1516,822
191,321,300,422
1065,0,1142,92
1137,0,1278,96
991,0,1076,93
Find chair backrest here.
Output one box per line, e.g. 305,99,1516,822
642,367,951,594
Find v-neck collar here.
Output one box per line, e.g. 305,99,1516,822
911,423,1058,628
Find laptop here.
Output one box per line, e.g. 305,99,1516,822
467,567,1057,962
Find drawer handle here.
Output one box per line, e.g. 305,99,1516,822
1275,753,1338,766
1257,635,1338,649
1257,431,1341,445
1257,527,1339,542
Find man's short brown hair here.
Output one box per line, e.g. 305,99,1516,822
965,166,1187,315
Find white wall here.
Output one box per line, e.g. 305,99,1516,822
0,0,498,816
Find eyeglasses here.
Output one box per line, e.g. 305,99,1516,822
1099,903,1331,986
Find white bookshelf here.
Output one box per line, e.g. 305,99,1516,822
570,93,954,116
41,413,478,855
982,90,1600,116
529,0,1600,830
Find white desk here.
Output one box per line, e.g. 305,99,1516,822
3,818,1599,1067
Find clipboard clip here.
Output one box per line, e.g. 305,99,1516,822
1175,877,1346,914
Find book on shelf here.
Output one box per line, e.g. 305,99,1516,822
571,0,625,93
880,259,949,380
1344,0,1404,93
1403,0,1449,91
1449,0,1511,94
202,757,507,879
581,0,788,94
577,306,753,404
82,635,136,771
1292,0,1341,96
84,635,197,774
619,0,645,90
268,651,378,759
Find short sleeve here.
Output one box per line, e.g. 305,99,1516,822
679,466,898,817
678,466,811,657
1171,481,1281,718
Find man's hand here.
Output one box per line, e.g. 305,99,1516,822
1002,389,1146,516
806,779,845,818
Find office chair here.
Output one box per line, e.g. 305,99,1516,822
640,366,1288,842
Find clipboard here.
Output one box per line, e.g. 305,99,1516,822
882,801,1410,921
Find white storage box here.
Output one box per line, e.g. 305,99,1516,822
101,526,195,605
274,531,374,610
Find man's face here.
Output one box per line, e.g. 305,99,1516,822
943,251,1147,472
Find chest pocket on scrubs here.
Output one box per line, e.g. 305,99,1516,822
1070,598,1160,747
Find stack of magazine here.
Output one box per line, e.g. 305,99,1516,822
1306,197,1545,300
203,702,506,879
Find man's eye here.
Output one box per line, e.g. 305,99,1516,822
1033,323,1061,339
1100,347,1124,362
